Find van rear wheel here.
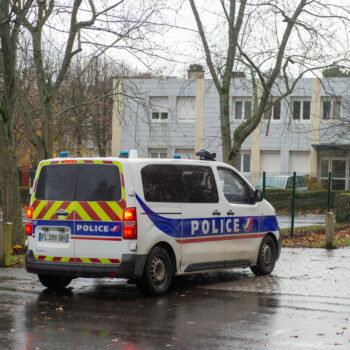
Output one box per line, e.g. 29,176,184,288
136,247,173,296
38,274,73,290
251,235,277,276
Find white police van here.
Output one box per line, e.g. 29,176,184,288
25,150,281,296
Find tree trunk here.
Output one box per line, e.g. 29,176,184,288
0,112,23,244
220,92,233,165
0,0,25,245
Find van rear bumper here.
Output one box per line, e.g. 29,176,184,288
25,250,147,279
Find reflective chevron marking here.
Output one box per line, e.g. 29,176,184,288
34,255,120,264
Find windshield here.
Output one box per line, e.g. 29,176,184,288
36,164,121,201
255,176,286,188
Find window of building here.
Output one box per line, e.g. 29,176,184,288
273,101,281,120
289,151,310,174
292,99,311,120
176,97,195,121
217,167,251,204
322,97,341,120
264,100,281,121
141,165,218,203
236,153,251,173
149,97,169,121
260,151,280,173
320,158,346,190
233,98,252,120
149,148,167,159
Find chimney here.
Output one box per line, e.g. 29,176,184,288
188,64,204,79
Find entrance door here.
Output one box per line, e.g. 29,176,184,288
320,158,347,190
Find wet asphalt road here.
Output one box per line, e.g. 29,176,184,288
1,248,350,350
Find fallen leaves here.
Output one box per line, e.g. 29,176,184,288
282,224,350,248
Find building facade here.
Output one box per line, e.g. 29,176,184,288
112,71,350,190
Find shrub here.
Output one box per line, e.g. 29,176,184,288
264,189,337,212
303,176,325,191
334,193,350,223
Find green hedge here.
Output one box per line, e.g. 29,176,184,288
334,193,350,223
264,189,337,211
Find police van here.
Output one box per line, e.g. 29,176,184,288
25,150,281,296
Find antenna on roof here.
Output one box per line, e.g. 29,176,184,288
196,149,216,161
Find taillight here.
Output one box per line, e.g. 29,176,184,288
61,160,77,164
26,206,33,236
122,207,137,239
26,206,33,219
25,223,33,236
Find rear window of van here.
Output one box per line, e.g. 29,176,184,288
35,164,121,201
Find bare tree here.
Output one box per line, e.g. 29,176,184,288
0,0,34,243
188,0,350,166
0,0,165,244
21,1,117,158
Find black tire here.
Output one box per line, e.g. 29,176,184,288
251,235,277,276
38,274,73,290
136,247,173,296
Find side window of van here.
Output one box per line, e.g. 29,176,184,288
141,165,218,203
217,167,251,204
182,166,218,203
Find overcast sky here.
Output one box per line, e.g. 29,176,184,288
35,0,350,79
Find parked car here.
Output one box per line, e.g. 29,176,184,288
255,175,307,191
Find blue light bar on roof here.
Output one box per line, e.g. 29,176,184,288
119,150,129,158
60,151,69,157
173,154,181,159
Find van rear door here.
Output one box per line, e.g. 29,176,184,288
31,162,78,263
73,161,125,264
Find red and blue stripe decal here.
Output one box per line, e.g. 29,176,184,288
136,194,279,243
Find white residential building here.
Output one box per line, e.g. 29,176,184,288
112,67,350,190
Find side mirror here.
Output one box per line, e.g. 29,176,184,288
253,189,263,203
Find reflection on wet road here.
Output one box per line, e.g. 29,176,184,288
1,248,350,349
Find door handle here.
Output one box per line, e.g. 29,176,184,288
55,209,69,217
212,210,221,216
227,210,235,216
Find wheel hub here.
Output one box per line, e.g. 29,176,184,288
151,257,166,284
262,244,272,265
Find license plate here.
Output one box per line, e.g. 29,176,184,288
39,232,69,243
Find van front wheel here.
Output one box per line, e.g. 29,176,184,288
251,235,277,276
136,247,173,296
38,274,73,290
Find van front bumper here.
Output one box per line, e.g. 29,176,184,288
25,250,147,279
277,233,282,260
